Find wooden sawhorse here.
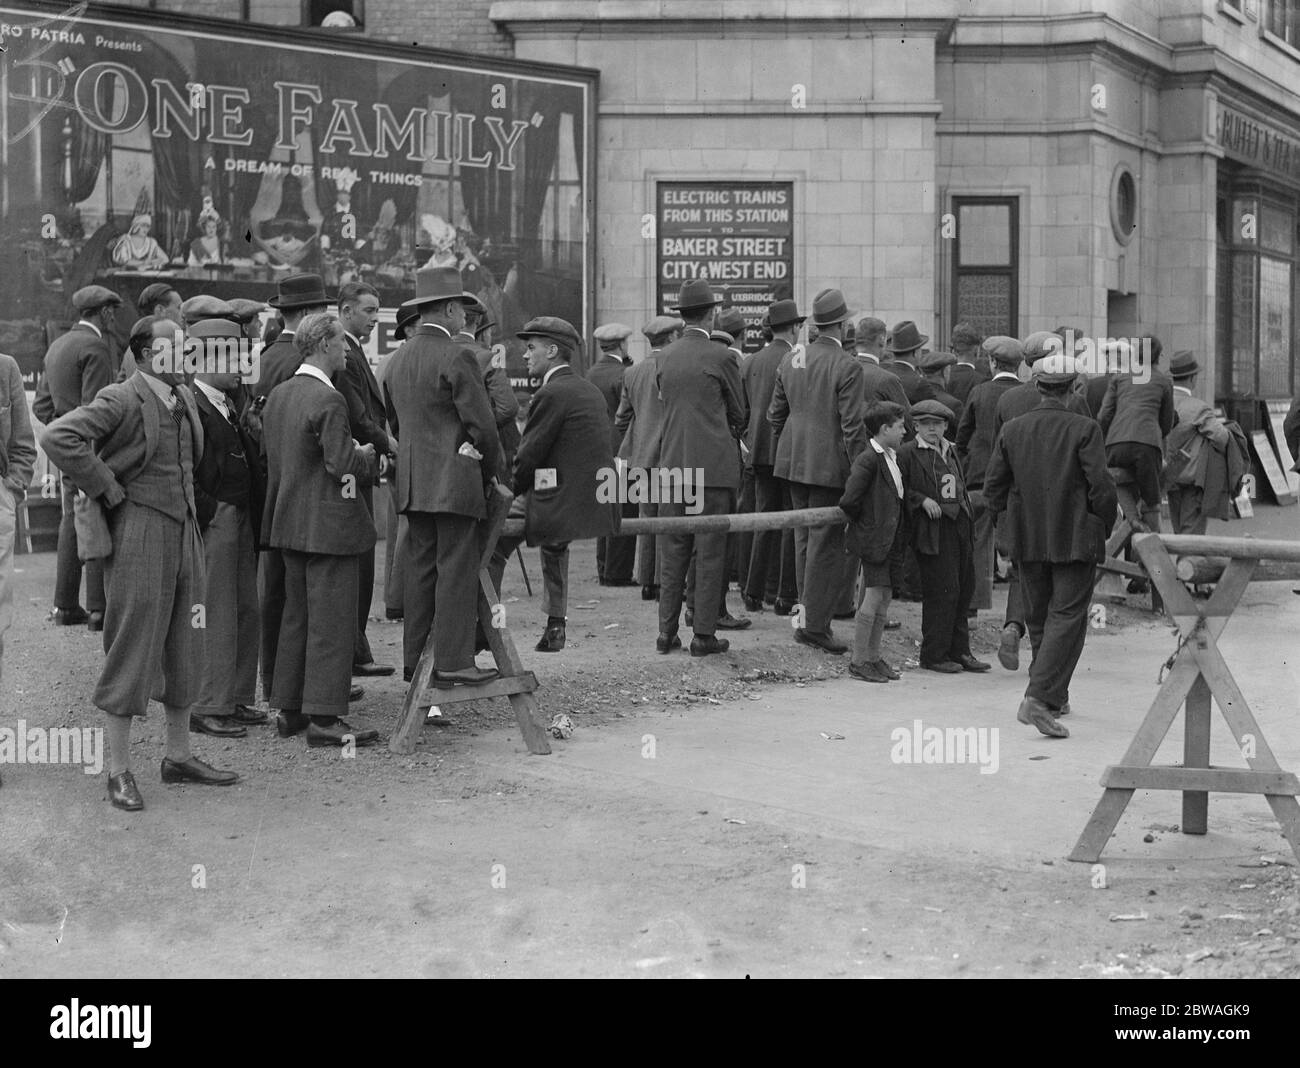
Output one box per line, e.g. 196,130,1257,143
389,484,552,756
1093,467,1162,614
1070,532,1300,865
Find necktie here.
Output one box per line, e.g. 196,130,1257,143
170,386,187,429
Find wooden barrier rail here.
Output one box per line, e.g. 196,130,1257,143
499,505,847,539
1071,531,1300,865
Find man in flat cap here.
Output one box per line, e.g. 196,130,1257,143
384,265,501,685
655,280,747,657
956,336,1024,613
180,294,235,327
985,355,1117,738
947,323,988,406
139,283,184,327
884,321,939,407
1162,351,1240,537
994,331,1092,437
33,284,121,630
615,316,681,601
588,322,637,587
769,288,867,655
42,317,239,809
492,317,618,652
918,351,963,421
742,300,802,616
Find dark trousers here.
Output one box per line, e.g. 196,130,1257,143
1019,560,1096,709
384,488,405,615
1106,442,1163,511
258,547,285,699
658,487,733,637
788,481,845,635
732,466,755,590
55,476,104,612
1004,560,1026,633
354,481,376,666
636,501,660,587
596,503,637,583
493,539,569,619
274,549,358,718
916,512,975,665
1167,486,1208,536
746,467,797,604
404,511,479,673
969,489,994,611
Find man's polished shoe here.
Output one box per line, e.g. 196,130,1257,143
1018,695,1069,738
772,599,795,617
307,719,380,748
160,756,240,785
794,628,847,654
433,666,499,686
87,611,104,632
108,771,144,811
189,713,247,738
871,659,901,680
742,595,763,613
655,632,682,654
715,612,752,630
641,584,660,601
535,624,566,652
921,660,963,674
349,684,364,702
848,660,889,683
997,624,1021,671
353,662,395,677
957,654,991,673
232,704,269,725
276,710,310,737
51,607,88,626
689,635,730,657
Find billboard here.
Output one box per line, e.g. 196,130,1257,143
0,1,596,383
656,180,794,352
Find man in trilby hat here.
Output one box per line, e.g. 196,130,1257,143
884,321,939,406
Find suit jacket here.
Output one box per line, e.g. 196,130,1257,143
769,337,865,489
1098,369,1175,451
956,373,1020,488
984,399,1118,564
885,359,937,406
947,362,985,407
656,328,747,491
586,354,629,454
614,352,664,470
195,387,264,540
39,371,204,504
513,365,618,546
33,323,114,425
383,324,501,518
340,336,391,464
459,334,520,474
855,355,910,412
742,338,791,467
994,380,1091,438
252,333,302,399
0,353,36,492
1083,373,1111,419
838,444,903,564
260,373,378,556
896,437,973,555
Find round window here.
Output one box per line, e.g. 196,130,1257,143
1110,165,1137,245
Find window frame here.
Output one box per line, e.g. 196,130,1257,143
950,195,1020,341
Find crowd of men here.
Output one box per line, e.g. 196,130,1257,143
0,265,1292,801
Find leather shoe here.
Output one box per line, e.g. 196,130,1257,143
1018,695,1069,738
307,719,380,747
160,756,240,785
871,659,901,680
689,635,730,657
715,612,752,630
353,662,395,677
108,771,143,811
277,710,310,737
957,654,991,673
87,611,104,632
655,633,681,654
773,599,795,617
884,618,901,630
742,595,763,612
848,660,889,683
535,624,566,652
433,666,499,686
189,713,247,738
349,684,364,701
231,704,269,725
794,628,847,654
641,584,660,601
921,660,963,674
52,607,88,626
997,624,1021,671
1053,702,1071,718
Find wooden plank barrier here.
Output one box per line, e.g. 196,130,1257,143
1070,532,1300,865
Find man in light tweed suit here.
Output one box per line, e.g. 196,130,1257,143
41,317,240,811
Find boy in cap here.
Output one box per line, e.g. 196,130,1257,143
588,322,637,587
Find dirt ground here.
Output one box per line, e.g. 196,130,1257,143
2,540,1299,979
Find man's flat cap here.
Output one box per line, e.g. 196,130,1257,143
189,317,243,339
911,399,955,422
1033,353,1081,383
1021,330,1062,364
981,336,1024,367
72,285,122,313
714,308,746,341
227,298,267,324
709,330,735,345
593,322,633,345
517,316,582,351
138,282,177,312
642,315,683,339
918,350,957,372
182,295,236,324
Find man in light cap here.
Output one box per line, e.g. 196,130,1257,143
994,331,1092,436
492,317,618,652
228,299,268,341
984,354,1117,738
180,294,235,327
139,283,184,329
918,351,962,421
957,336,1024,611
587,322,637,587
615,316,682,601
947,323,988,405
33,284,121,630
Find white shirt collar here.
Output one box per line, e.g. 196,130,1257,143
956,360,976,368
817,336,842,348
294,363,336,390
542,364,567,386
195,379,233,415
421,322,452,338
141,372,178,410
684,327,711,338
1173,385,1193,396
858,352,880,364
344,330,362,348
916,434,952,460
78,320,103,337
993,371,1019,382
870,437,905,498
